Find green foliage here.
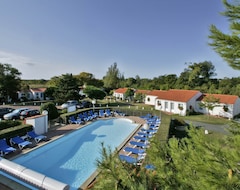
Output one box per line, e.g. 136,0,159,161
53,73,80,103
103,62,124,90
0,124,33,139
94,122,240,189
93,144,159,190
134,93,145,103
0,63,21,102
124,88,135,101
0,120,21,130
209,0,240,70
199,94,220,114
83,85,106,100
40,102,59,120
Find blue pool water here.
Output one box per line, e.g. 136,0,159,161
13,118,138,190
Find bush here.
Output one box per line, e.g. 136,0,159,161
40,102,59,120
0,124,33,139
0,120,22,130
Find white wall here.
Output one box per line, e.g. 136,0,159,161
145,95,157,106
26,115,48,135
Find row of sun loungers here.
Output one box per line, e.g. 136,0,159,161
119,114,161,165
68,109,126,124
0,130,47,157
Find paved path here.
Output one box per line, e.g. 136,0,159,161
185,120,230,135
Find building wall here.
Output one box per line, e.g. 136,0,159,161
144,95,157,106
196,98,240,119
113,92,125,100
155,99,187,116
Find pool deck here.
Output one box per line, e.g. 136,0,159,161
1,115,147,190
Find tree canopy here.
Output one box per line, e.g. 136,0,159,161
53,73,80,103
0,63,21,102
103,62,124,90
209,0,240,71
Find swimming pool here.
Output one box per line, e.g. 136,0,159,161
13,118,139,190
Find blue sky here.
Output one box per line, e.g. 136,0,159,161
0,0,239,80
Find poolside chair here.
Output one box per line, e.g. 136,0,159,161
133,135,148,142
140,128,157,134
137,132,153,138
83,112,93,121
77,113,87,123
129,141,149,149
105,109,112,117
68,116,83,124
99,109,105,117
88,110,98,119
119,154,144,165
10,136,32,150
27,130,47,144
0,139,16,156
123,146,146,156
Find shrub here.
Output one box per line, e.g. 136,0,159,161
40,102,59,120
0,120,22,130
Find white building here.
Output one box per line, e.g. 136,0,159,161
145,89,202,116
196,93,240,119
17,88,46,101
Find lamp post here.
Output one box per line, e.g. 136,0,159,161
92,99,96,111
159,105,162,119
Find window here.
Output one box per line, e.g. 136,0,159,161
157,101,161,106
165,102,168,109
178,103,183,110
170,102,174,110
147,97,150,102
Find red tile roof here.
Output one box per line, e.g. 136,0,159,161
30,88,46,92
135,89,151,95
147,89,201,102
198,93,238,104
114,88,129,94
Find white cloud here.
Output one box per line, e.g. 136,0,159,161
0,50,75,79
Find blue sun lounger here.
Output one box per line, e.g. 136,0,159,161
27,131,47,144
10,136,32,150
140,128,158,134
119,154,144,165
124,147,146,155
129,141,149,149
133,135,148,141
68,116,84,124
137,132,153,138
0,139,16,156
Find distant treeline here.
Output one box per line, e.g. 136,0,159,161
22,61,240,97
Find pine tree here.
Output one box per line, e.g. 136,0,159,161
209,0,240,70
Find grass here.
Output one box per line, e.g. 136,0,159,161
172,114,231,125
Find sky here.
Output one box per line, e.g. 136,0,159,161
0,0,239,80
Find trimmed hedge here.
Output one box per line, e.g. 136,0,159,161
0,124,33,139
0,120,22,130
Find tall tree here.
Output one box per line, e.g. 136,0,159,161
103,62,124,90
83,85,106,100
0,63,21,102
209,0,240,70
199,94,220,116
53,73,80,103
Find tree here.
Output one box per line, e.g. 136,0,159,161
53,73,80,103
103,62,124,90
209,0,240,70
74,72,103,87
0,63,21,102
199,94,220,116
93,126,240,189
83,85,106,100
40,102,59,120
124,88,135,102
